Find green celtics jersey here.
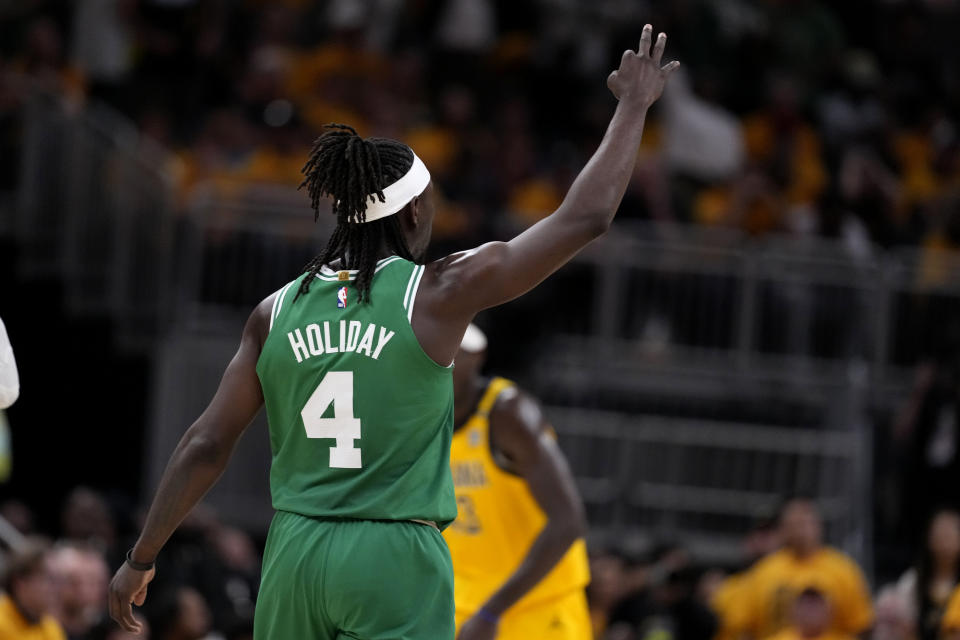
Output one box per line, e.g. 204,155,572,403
255,256,457,528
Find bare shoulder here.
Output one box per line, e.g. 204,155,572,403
423,243,510,304
489,386,548,447
248,291,281,348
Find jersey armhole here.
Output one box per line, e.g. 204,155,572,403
402,264,454,369
269,279,298,332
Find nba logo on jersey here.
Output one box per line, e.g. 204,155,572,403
337,287,348,308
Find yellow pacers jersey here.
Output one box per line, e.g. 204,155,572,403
942,585,960,633
742,548,873,639
711,571,752,640
444,377,590,615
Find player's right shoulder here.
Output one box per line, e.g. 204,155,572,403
427,242,509,305
253,277,303,344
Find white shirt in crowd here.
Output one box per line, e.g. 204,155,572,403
0,317,19,409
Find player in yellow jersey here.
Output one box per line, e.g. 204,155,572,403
943,583,960,639
444,325,591,640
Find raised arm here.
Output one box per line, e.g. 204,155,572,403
415,24,678,364
108,299,271,633
456,388,587,640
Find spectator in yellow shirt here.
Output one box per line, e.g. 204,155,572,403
712,517,781,640
942,584,960,640
0,540,67,640
742,498,873,639
767,588,856,640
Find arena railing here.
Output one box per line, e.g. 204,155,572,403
14,92,176,349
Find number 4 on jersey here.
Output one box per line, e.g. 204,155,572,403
301,371,362,468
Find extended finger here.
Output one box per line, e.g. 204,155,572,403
114,593,141,633
652,32,667,64
661,60,681,75
639,24,653,57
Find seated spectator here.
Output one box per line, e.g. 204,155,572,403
739,497,873,639
941,583,960,640
606,544,718,640
50,542,110,640
766,588,854,640
146,586,212,640
873,586,916,640
711,517,781,640
60,487,117,555
0,539,67,640
894,509,960,640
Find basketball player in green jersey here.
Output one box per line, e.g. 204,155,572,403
109,25,678,640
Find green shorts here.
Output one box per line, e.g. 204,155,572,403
253,511,454,640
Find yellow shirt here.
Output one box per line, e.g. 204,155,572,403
766,627,856,640
443,378,590,614
742,548,873,639
712,571,753,640
942,585,960,633
0,594,66,640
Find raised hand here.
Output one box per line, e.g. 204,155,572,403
607,24,680,108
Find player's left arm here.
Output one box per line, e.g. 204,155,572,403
459,388,587,639
108,298,271,633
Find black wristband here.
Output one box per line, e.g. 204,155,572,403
125,549,155,572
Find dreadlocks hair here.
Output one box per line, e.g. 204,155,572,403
296,123,419,303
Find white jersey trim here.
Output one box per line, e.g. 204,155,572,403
314,256,404,282
270,281,296,331
406,265,426,324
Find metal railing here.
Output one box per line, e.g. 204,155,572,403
548,406,872,567
14,92,176,347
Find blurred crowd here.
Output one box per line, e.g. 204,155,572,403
2,0,960,256
586,498,960,640
5,490,960,640
0,487,258,640
3,1,960,639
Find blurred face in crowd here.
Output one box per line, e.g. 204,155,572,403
173,587,211,640
587,553,627,609
52,547,109,625
874,588,916,639
794,590,831,637
62,488,115,547
780,499,823,556
928,510,960,565
12,554,58,622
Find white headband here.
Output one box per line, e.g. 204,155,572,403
351,152,431,223
460,323,488,353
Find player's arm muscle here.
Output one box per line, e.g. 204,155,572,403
130,300,269,564
480,389,587,616
427,26,678,318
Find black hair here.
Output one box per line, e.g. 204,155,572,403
296,124,418,303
